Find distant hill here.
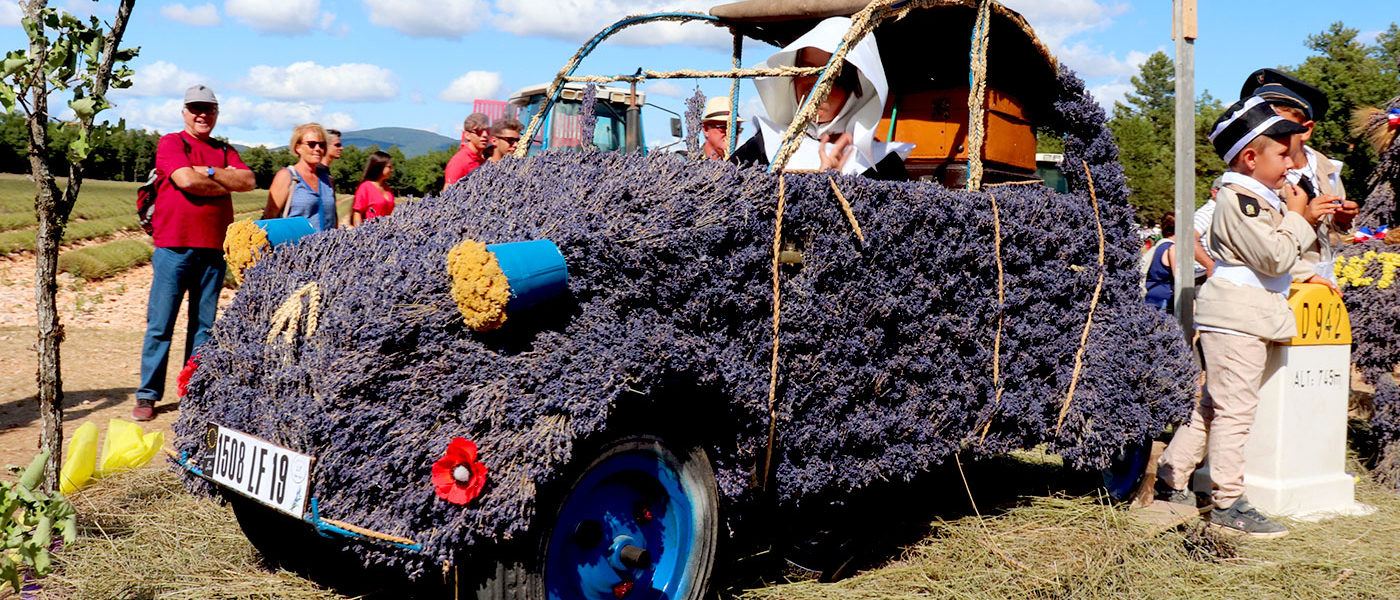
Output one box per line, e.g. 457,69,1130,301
340,127,457,157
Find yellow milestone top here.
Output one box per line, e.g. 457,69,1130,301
1284,282,1350,346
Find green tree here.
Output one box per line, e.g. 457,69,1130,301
1376,24,1400,78
1292,22,1393,198
1193,91,1227,201
1109,51,1175,222
1108,53,1250,223
1,0,137,490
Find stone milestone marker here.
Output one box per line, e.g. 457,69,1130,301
1244,283,1371,519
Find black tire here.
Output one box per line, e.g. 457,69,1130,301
472,435,719,600
224,489,338,573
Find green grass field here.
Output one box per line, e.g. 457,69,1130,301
0,173,267,253
56,239,155,280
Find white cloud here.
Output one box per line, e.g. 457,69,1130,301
225,0,331,34
160,3,220,26
492,0,730,47
999,0,1128,49
113,96,356,134
113,98,186,131
220,98,357,131
364,0,487,39
241,62,398,101
118,61,207,97
0,2,22,27
645,81,687,98
1089,82,1132,110
439,71,502,103
1056,44,1152,79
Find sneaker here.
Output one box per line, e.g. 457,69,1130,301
1154,481,1201,511
1209,499,1288,539
132,399,155,422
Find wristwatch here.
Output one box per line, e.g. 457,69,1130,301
205,166,215,177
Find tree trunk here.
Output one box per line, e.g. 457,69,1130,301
23,0,67,493
19,0,136,492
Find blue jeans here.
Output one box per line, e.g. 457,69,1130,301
137,247,226,402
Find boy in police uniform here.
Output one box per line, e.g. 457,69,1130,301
1241,68,1360,289
1155,95,1339,538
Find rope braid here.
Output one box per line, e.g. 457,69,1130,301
727,31,743,158
978,190,1005,442
966,0,992,191
563,65,823,84
828,177,865,243
515,12,722,158
761,175,788,491
768,0,912,172
1055,161,1107,434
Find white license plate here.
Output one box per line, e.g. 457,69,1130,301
203,424,314,518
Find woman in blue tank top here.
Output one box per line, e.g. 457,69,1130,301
263,123,338,232
1144,213,1177,311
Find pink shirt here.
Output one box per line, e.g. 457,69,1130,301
152,132,250,249
352,181,395,220
443,147,484,187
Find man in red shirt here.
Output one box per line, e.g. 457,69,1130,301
135,85,255,421
443,112,490,189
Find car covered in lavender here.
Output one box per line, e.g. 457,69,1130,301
171,2,1196,598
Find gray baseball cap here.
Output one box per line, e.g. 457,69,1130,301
184,85,218,105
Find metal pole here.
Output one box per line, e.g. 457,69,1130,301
626,79,641,153
1172,0,1197,340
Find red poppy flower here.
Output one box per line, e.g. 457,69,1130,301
432,437,488,505
177,354,200,398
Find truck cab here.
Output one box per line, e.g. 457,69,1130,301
508,82,647,155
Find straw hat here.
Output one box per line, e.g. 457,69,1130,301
701,97,745,123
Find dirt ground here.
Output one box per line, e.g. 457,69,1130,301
0,248,235,469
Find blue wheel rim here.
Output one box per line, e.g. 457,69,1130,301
545,445,700,600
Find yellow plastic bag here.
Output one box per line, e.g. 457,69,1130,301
59,421,99,494
97,419,165,476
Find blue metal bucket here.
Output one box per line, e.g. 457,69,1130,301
487,240,569,311
255,217,316,247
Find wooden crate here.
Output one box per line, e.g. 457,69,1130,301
876,87,1037,173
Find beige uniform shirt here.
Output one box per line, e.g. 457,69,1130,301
1289,146,1349,282
1195,183,1317,341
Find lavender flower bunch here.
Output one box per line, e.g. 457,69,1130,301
685,87,705,157
579,83,597,149
1340,95,1400,454
172,69,1196,575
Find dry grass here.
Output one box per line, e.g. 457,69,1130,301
740,453,1400,600
32,450,1400,599
39,466,349,600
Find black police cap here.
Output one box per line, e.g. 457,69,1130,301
1239,68,1328,121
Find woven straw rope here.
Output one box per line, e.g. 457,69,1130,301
760,175,788,490
1054,161,1107,434
727,32,743,158
965,0,992,191
515,12,719,158
564,65,822,84
977,190,1005,442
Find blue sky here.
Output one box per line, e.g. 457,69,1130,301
0,0,1392,150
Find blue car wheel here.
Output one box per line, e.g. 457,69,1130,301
472,435,719,600
537,436,719,600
